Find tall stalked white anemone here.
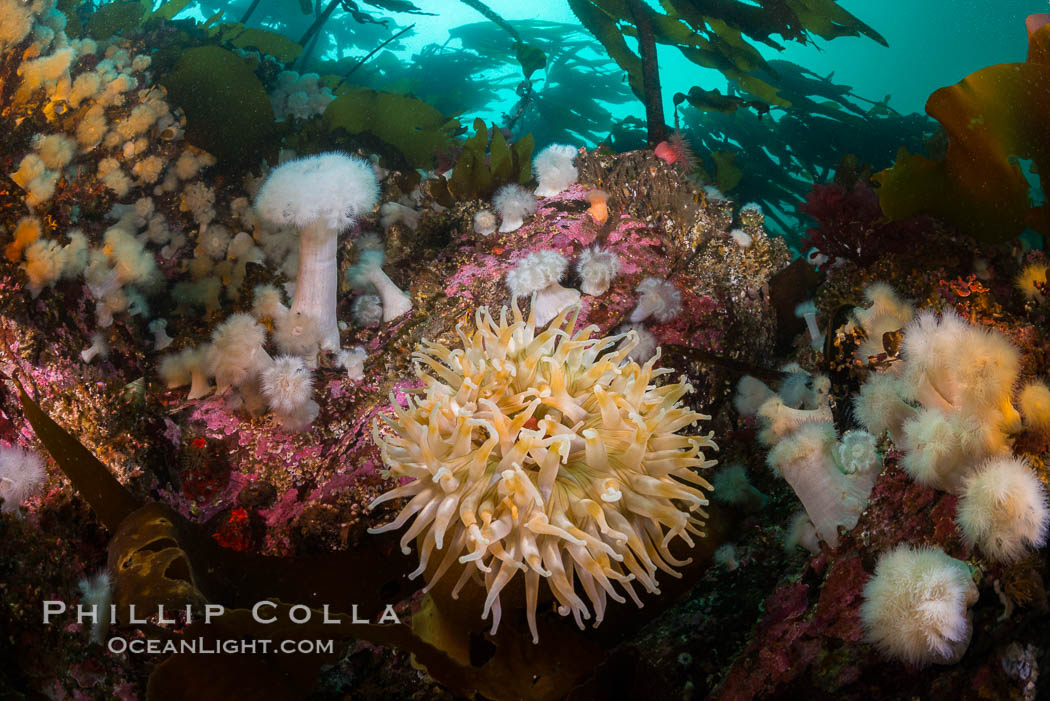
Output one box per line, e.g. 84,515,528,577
254,153,378,350
368,303,717,643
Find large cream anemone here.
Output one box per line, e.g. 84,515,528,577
369,302,717,642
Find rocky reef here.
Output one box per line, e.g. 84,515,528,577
3,2,1050,700
0,18,792,690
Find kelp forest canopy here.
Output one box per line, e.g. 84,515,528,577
62,0,940,245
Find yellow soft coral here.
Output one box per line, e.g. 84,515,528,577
1016,262,1048,302
369,303,717,642
1020,381,1050,433
5,216,41,262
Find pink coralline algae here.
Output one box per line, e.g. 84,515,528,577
260,487,305,528
308,472,357,501
857,464,969,559
161,418,182,447
649,291,724,351
733,582,819,693
444,185,675,314
444,254,500,301
189,399,242,437
326,378,347,398
812,556,867,643
715,556,867,699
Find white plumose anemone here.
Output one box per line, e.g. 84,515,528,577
492,184,537,233
0,445,46,514
851,282,914,360
532,143,578,197
473,209,497,236
369,303,717,643
505,249,580,327
956,456,1049,563
860,545,978,667
346,249,412,323
254,152,378,350
576,246,621,296
630,277,682,324
261,355,314,415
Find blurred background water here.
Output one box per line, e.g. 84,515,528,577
163,0,1045,243
175,0,1038,130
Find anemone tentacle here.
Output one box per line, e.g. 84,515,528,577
369,302,717,643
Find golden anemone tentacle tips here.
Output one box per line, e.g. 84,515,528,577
368,305,717,641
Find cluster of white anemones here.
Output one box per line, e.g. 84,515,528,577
369,303,717,643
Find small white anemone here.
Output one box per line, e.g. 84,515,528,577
205,314,270,395
1020,381,1050,433
0,445,46,514
81,333,108,363
835,430,879,475
852,282,914,360
713,544,739,571
729,229,751,248
711,463,768,512
532,144,578,197
794,300,824,350
630,277,681,324
505,249,580,327
148,319,173,351
261,355,314,415
784,511,820,554
860,545,977,667
346,249,412,324
778,366,830,410
957,456,1049,563
351,293,383,328
492,184,536,232
159,345,212,399
733,375,776,418
473,209,497,236
576,246,620,296
251,284,288,322
78,571,113,643
379,201,420,231
337,346,367,380
617,322,657,364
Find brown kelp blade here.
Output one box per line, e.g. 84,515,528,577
24,390,608,700
876,17,1050,242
